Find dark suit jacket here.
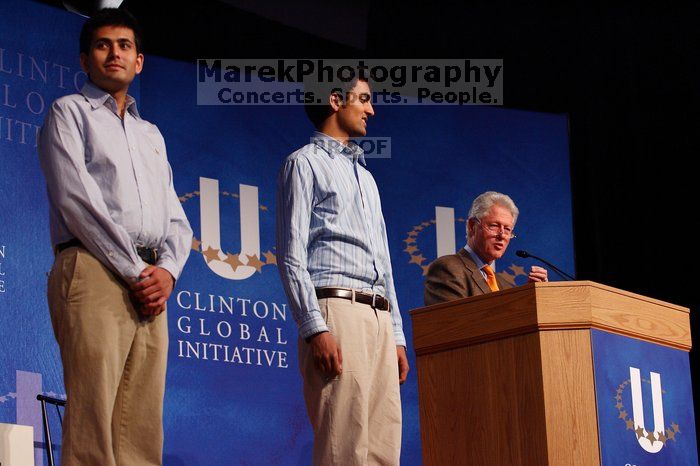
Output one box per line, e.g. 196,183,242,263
423,248,513,306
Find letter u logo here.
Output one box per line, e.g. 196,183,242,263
629,367,666,453
199,177,260,280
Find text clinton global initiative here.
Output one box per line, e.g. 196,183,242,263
175,290,290,369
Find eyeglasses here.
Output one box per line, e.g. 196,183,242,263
474,219,517,239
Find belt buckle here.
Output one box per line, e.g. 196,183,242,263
376,294,387,311
371,292,377,309
136,245,158,265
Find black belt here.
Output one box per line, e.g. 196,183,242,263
55,238,158,265
316,287,390,311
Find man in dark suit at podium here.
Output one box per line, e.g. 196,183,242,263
424,191,547,305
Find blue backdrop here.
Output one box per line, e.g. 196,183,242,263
1,1,574,464
592,330,698,465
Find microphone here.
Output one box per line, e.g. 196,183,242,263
515,250,576,281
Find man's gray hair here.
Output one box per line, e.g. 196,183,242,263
468,191,519,224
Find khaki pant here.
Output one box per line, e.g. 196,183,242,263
299,297,402,466
47,247,168,466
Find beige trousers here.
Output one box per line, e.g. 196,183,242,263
299,297,402,466
47,247,168,466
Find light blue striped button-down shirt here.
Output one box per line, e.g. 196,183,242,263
38,81,192,283
276,132,406,346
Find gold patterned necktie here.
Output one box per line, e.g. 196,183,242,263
482,264,499,292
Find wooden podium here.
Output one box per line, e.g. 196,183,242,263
410,281,692,465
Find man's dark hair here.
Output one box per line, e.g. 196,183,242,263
79,8,143,55
304,72,370,129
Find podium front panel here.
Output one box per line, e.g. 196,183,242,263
591,329,698,465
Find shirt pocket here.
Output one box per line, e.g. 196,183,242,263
139,132,171,188
312,162,360,217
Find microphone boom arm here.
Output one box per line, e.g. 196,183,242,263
516,250,576,281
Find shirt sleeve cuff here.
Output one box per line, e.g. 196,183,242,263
157,257,180,282
126,261,147,283
298,310,329,340
393,329,407,347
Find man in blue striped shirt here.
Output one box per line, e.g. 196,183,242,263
277,74,408,465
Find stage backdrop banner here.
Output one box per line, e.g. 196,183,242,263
0,1,105,465
1,1,574,464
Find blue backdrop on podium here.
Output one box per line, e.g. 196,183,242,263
0,1,573,464
592,330,698,465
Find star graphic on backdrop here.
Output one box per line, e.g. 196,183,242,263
457,217,465,222
191,237,202,251
260,205,268,211
222,191,229,196
232,193,239,198
262,250,277,265
646,430,657,442
409,254,426,265
404,245,418,254
498,271,516,286
223,253,243,271
509,264,525,276
414,225,424,231
671,422,680,433
618,410,627,420
430,219,436,224
0,396,6,403
658,431,667,444
666,428,676,441
403,237,416,244
202,246,221,263
615,402,623,409
408,231,418,237
421,222,430,227
421,265,430,276
246,254,264,273
635,426,645,439
615,394,622,402
626,419,634,430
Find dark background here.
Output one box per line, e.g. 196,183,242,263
40,0,700,448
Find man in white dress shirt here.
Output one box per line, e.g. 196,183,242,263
37,9,191,466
